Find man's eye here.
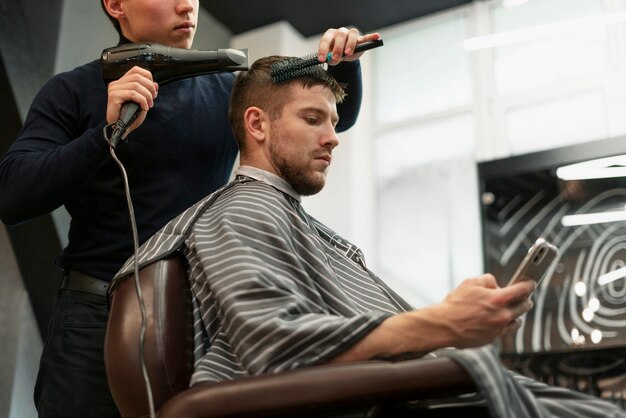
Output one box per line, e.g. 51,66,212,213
305,117,318,125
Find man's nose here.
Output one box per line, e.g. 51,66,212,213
323,126,339,149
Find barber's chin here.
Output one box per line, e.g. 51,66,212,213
169,35,194,49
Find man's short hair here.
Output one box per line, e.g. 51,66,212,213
229,56,346,154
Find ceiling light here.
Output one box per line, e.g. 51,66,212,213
502,0,531,9
556,155,626,180
464,11,626,51
561,210,626,227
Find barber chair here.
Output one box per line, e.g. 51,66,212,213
105,253,485,418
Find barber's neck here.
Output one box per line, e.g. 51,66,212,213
117,33,133,46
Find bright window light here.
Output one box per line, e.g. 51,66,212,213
556,155,626,180
463,11,626,51
503,0,531,9
561,210,626,227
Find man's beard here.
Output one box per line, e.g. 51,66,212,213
269,125,326,196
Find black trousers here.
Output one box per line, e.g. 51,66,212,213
34,289,120,418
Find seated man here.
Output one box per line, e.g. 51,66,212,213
114,56,625,417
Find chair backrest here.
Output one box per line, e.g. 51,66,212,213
105,252,194,418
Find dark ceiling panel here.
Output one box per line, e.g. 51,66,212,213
200,0,473,37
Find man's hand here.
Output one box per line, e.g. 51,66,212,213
432,274,535,348
328,273,535,364
106,66,159,138
317,27,381,65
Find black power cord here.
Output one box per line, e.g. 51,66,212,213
104,123,156,418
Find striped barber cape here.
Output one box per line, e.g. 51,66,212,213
114,166,626,418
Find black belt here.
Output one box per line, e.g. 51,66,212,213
60,271,110,297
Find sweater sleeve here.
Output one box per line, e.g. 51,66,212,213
327,60,362,133
191,184,390,376
0,68,111,225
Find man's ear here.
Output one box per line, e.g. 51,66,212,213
243,107,267,143
102,0,124,19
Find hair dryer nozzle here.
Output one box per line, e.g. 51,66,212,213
101,43,249,84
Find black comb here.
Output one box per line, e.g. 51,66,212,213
270,38,384,83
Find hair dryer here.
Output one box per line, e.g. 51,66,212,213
101,43,249,147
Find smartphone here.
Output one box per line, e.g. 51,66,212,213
507,238,559,287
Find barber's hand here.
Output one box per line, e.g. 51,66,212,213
436,273,535,349
317,27,381,65
106,66,159,138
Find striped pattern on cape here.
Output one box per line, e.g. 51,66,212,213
114,168,626,417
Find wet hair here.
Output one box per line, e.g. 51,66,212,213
229,55,346,154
